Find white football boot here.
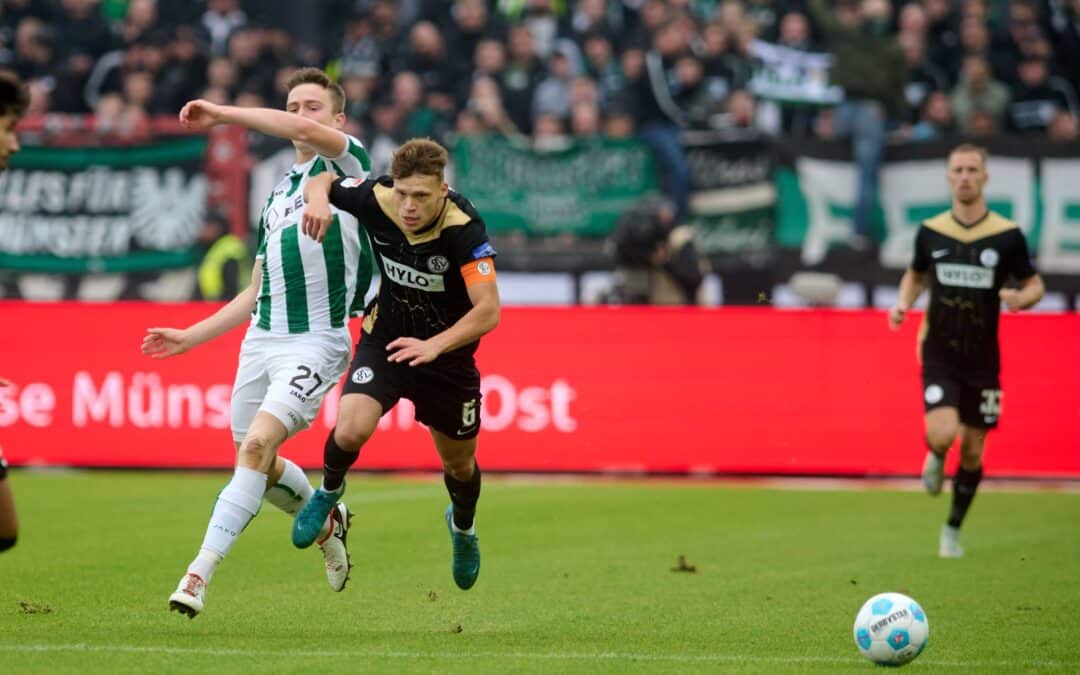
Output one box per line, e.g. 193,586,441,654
168,573,207,618
939,524,964,558
317,502,353,591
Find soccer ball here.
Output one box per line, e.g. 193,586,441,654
852,592,929,666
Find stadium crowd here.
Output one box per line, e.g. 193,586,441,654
2,0,1078,150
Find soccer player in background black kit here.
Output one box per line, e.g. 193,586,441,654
292,139,500,590
888,143,1045,558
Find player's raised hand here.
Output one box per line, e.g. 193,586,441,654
301,197,333,243
142,327,194,359
999,288,1024,311
887,304,907,330
386,337,440,367
179,99,225,131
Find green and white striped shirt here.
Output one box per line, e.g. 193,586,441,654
252,134,373,334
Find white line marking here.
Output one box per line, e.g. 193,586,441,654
0,644,1074,669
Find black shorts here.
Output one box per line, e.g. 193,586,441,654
342,338,482,440
921,365,1002,429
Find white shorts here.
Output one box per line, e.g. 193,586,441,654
230,325,352,442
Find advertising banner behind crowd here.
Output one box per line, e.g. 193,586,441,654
451,135,659,237
2,303,1077,477
0,138,208,273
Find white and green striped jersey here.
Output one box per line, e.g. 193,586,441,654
252,134,374,334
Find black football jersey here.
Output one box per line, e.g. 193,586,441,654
328,175,497,359
911,210,1037,375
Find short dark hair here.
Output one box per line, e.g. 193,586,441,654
0,72,29,119
391,138,448,180
284,67,345,114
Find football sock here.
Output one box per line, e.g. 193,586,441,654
445,463,481,533
265,458,333,538
947,465,983,528
322,429,357,493
189,466,265,580
264,458,313,516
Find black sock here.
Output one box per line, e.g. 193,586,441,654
322,429,358,492
947,465,983,528
445,463,482,531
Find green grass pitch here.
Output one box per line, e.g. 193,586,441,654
1,472,1078,673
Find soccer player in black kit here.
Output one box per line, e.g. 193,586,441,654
888,144,1044,558
292,139,500,590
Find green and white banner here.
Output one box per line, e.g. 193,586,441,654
450,135,658,237
0,138,207,273
684,131,775,262
775,141,1080,273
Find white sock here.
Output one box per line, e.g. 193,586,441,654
189,467,266,579
267,459,332,538
451,519,476,536
264,458,313,516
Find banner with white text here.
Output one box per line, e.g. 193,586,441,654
0,138,208,273
1,303,1077,477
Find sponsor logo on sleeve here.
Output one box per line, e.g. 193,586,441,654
340,177,364,188
471,242,496,260
477,261,492,276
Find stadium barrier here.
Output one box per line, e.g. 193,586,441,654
3,302,1077,477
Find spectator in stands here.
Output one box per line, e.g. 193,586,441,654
994,0,1044,85
568,0,616,46
196,210,250,302
117,0,159,47
500,24,545,133
635,17,699,224
200,0,248,57
1048,109,1080,140
1006,55,1079,133
581,29,624,109
457,37,505,110
500,0,566,59
907,90,956,140
967,108,1000,136
901,33,950,124
13,17,56,83
1047,0,1080,91
532,40,579,125
812,0,906,250
156,26,207,113
401,21,459,116
923,0,962,82
227,27,275,103
570,99,602,137
391,70,443,139
533,112,568,149
950,54,1011,134
444,0,501,67
206,55,239,101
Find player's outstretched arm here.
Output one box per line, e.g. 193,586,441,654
1000,274,1045,312
387,273,501,367
179,99,347,158
141,261,262,359
889,268,927,330
301,173,337,242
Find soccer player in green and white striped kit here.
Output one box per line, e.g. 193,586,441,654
141,68,374,618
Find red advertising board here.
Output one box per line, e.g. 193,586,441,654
1,302,1077,477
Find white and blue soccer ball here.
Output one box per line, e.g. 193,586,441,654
852,592,929,666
